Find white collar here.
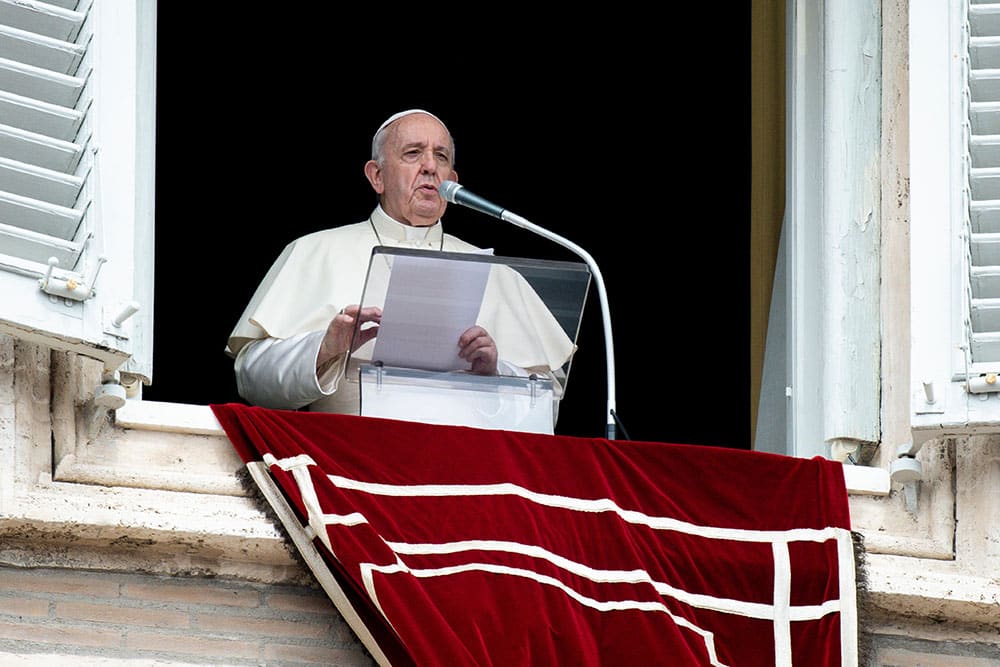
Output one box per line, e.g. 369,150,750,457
370,205,443,245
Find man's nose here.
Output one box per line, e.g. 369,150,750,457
419,150,437,171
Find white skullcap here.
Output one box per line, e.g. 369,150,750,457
374,108,442,137
371,109,444,158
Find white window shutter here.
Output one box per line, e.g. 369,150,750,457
906,0,1000,467
0,0,154,382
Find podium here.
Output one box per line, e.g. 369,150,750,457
347,247,591,434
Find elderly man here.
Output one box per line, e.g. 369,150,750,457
225,109,576,420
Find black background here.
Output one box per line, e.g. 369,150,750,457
148,9,752,449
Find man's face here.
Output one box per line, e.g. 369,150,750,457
369,114,456,227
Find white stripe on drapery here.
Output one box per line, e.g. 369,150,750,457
772,541,792,667
327,472,849,545
360,559,732,667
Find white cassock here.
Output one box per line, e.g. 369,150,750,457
226,206,577,422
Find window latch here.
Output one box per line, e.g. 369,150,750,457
39,255,106,302
966,373,1000,394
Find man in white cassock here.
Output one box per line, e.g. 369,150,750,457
225,109,576,426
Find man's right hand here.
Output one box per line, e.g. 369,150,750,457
316,304,382,374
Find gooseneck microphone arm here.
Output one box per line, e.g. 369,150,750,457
439,180,617,440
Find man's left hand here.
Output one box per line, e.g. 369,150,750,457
458,326,498,375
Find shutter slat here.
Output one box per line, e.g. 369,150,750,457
971,201,1000,233
971,36,1000,69
0,89,83,140
970,233,1000,265
0,22,84,74
970,102,1000,135
0,155,83,206
0,222,79,266
0,56,85,107
0,189,82,241
970,266,1000,297
970,168,1000,200
0,0,85,43
43,1,82,12
971,333,1000,361
969,136,1000,167
971,297,1000,330
0,123,83,172
970,70,1000,102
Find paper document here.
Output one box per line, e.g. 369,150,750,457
371,253,492,372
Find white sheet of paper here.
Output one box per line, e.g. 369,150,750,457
371,253,492,372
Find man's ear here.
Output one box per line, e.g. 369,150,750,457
364,160,383,193
449,168,459,183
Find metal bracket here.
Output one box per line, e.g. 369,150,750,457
914,379,945,414
103,301,140,339
83,368,127,440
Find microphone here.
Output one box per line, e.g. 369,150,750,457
438,180,620,440
439,181,506,220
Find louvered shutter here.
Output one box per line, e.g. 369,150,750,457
0,0,154,381
969,3,1000,368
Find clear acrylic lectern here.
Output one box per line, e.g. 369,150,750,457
346,247,591,434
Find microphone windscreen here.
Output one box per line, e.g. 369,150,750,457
439,180,462,203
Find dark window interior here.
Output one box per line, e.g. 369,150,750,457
149,8,751,449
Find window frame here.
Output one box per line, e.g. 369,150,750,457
758,0,886,483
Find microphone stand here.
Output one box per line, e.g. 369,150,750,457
497,210,617,440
